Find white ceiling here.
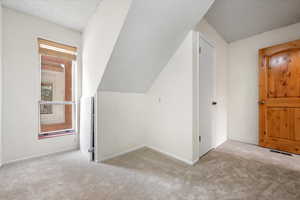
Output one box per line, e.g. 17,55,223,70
2,0,102,31
205,0,300,42
99,0,214,92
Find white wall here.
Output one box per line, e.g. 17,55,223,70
79,97,93,158
0,4,2,166
2,8,81,163
145,32,195,163
98,91,145,161
96,33,195,164
96,25,228,164
82,0,132,97
228,22,300,144
80,0,132,156
144,22,228,163
195,19,229,147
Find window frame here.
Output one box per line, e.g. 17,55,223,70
38,42,77,139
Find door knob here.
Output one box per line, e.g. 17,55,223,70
259,100,265,105
212,101,217,105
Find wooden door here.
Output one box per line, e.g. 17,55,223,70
259,39,300,154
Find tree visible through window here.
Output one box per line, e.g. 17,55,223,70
41,82,53,114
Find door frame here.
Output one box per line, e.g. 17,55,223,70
194,31,217,160
258,39,300,154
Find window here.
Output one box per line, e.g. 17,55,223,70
38,38,77,139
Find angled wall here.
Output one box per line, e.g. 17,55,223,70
90,0,220,163
80,0,132,155
97,32,196,164
96,20,230,164
82,0,132,97
100,0,214,93
145,32,195,164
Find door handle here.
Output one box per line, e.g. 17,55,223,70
258,100,265,105
212,101,217,105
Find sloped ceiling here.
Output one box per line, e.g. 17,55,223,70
205,0,300,42
2,0,102,31
99,0,214,93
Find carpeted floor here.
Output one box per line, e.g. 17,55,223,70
1,140,300,200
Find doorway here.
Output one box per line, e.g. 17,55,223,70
198,34,216,158
259,39,300,154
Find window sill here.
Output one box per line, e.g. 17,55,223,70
38,130,75,140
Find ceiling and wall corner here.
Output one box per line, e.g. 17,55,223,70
1,0,103,31
99,0,215,93
202,0,300,145
205,0,300,42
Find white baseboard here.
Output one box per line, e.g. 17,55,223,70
228,137,258,145
98,144,197,166
3,146,79,165
191,158,199,165
98,145,146,162
146,145,196,166
2,145,198,167
215,138,228,149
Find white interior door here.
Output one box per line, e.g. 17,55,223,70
198,35,216,158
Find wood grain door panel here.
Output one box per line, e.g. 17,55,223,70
268,51,300,98
267,107,291,140
259,39,300,154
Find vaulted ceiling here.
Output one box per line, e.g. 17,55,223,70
205,0,300,42
2,0,102,31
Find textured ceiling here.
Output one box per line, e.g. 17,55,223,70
2,0,102,31
205,0,300,42
99,0,214,92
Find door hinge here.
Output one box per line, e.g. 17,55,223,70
199,47,202,54
199,136,202,143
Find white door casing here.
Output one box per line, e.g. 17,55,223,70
198,34,216,158
80,96,94,160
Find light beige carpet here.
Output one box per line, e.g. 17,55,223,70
1,140,300,200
